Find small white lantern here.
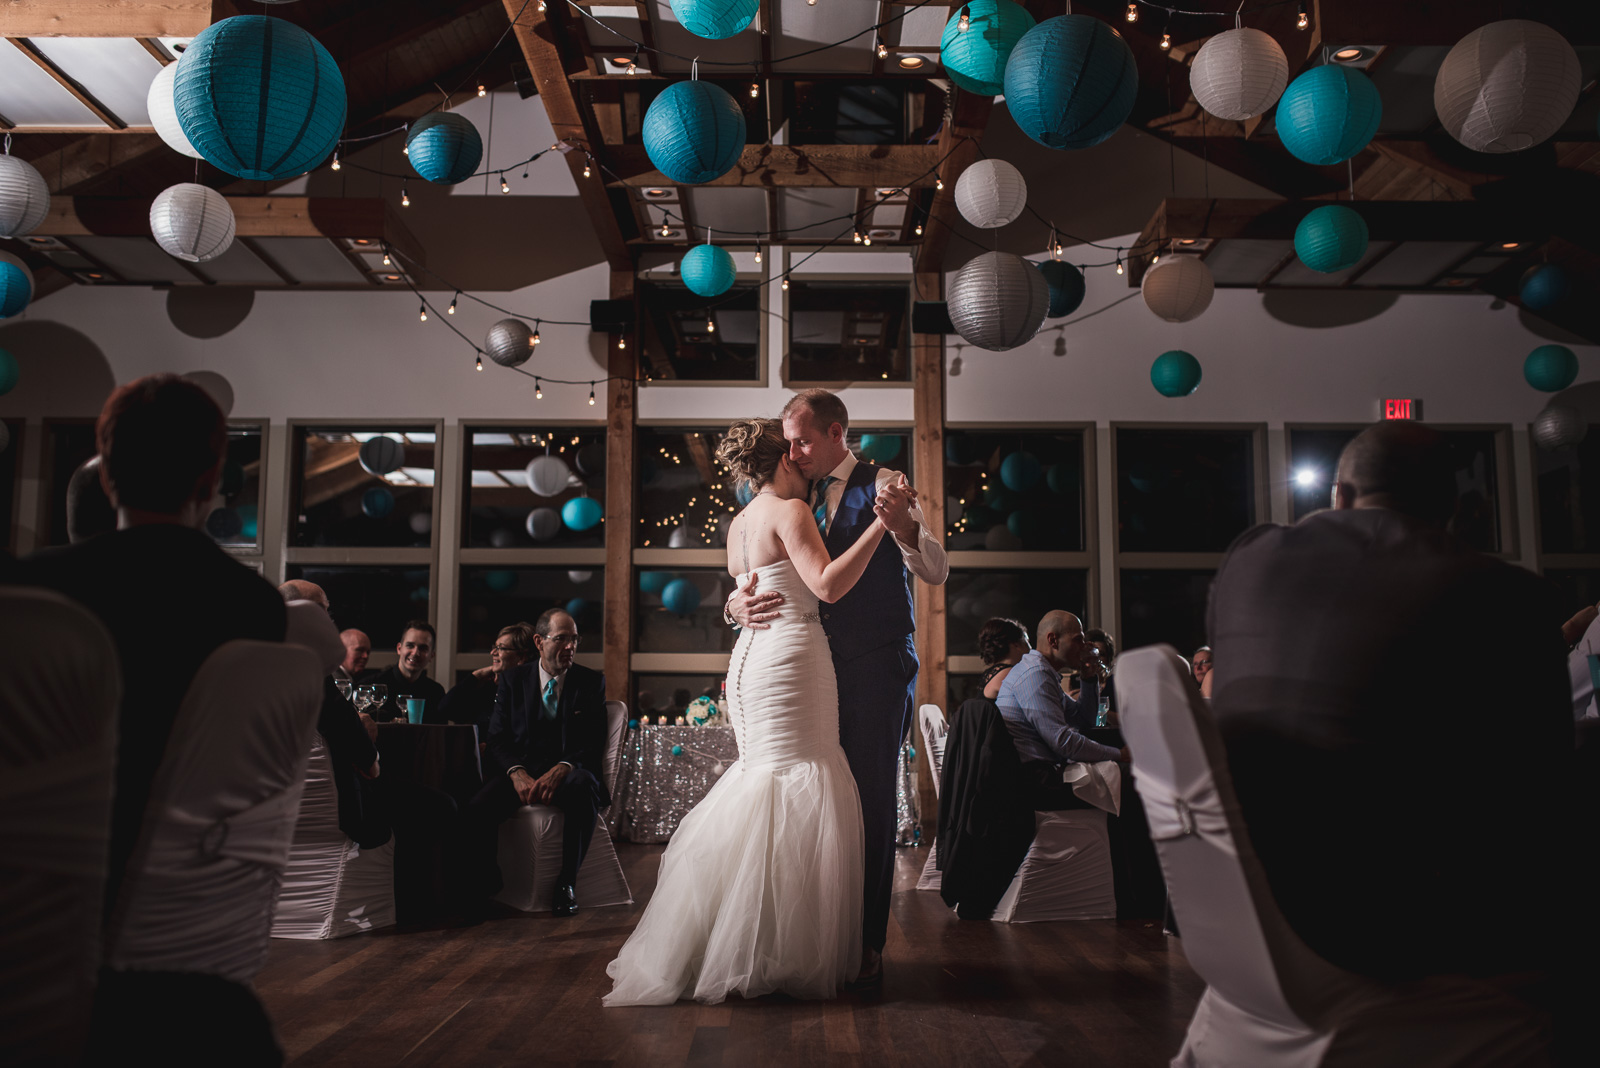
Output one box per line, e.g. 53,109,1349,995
1141,255,1215,323
1435,20,1580,154
668,523,697,548
567,569,593,584
148,62,203,160
485,317,536,368
1532,404,1588,451
150,183,236,262
0,154,51,238
1190,28,1288,121
954,158,1029,230
947,251,1049,352
525,506,561,541
525,454,571,497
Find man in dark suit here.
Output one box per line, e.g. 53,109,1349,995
1208,420,1578,983
463,607,607,916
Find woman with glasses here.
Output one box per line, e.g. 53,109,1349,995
438,622,536,736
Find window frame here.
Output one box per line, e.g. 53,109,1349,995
632,263,771,389
780,247,915,390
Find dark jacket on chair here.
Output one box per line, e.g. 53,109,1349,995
936,698,1037,920
316,676,388,849
488,661,611,806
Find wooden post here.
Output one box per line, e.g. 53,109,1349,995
911,271,946,822
602,269,637,702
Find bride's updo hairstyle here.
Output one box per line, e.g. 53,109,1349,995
716,418,787,492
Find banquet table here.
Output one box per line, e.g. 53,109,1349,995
374,723,483,922
607,725,922,846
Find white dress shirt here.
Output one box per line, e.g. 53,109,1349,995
815,452,949,586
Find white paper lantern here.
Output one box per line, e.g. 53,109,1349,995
1435,20,1580,154
954,158,1029,230
147,62,203,160
984,524,1023,551
1141,255,1215,323
150,183,236,263
485,317,536,368
567,569,593,584
947,251,1049,352
525,506,560,541
0,154,51,238
1532,404,1588,451
409,512,432,535
668,523,697,548
525,454,571,497
358,436,405,476
1190,28,1288,122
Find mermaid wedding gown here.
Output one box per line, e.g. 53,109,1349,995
604,559,864,1005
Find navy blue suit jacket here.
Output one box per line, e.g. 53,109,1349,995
488,661,610,806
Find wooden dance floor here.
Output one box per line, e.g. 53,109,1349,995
257,842,1203,1065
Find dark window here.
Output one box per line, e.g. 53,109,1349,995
1537,428,1600,554
1119,569,1215,658
462,427,607,549
292,429,434,548
286,565,431,647
1117,428,1255,553
209,426,263,550
43,421,97,547
947,673,985,716
788,281,911,383
636,567,738,653
639,282,760,382
946,568,1090,660
0,418,19,552
944,430,1086,551
634,674,726,723
788,82,911,145
458,566,604,653
1542,569,1600,615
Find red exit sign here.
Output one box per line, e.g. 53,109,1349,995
1382,398,1421,420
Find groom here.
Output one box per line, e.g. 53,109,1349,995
727,388,948,985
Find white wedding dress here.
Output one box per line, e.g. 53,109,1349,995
604,560,864,1005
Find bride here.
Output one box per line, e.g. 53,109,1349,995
604,418,890,1006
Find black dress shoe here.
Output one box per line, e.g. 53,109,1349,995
552,883,578,916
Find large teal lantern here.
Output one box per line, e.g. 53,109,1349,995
1520,265,1570,311
681,243,736,297
0,348,19,395
1038,260,1086,317
1524,345,1579,392
1276,66,1381,166
406,112,482,185
670,0,758,40
940,0,1036,97
1294,204,1369,273
1000,451,1043,491
175,16,347,181
1003,15,1138,151
0,253,33,318
662,578,702,617
563,495,603,531
1151,350,1203,397
642,81,746,185
858,434,903,463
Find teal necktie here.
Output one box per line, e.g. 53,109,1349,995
541,677,558,720
812,476,836,535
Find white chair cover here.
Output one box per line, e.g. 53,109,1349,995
916,704,947,892
991,809,1116,923
105,640,323,984
496,699,633,912
1116,646,1551,1068
270,734,396,939
0,589,121,1067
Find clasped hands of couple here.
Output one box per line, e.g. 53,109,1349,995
731,472,922,627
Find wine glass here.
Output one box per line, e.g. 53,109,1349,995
335,678,352,701
353,685,374,715
371,684,388,719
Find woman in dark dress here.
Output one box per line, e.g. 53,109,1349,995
977,617,1031,700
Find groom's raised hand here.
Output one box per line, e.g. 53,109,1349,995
726,569,785,629
876,474,921,545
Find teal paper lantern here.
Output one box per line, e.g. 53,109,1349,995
484,569,516,592
361,486,396,518
562,495,603,531
565,597,588,619
1038,260,1086,317
1151,350,1203,397
1294,204,1369,273
1276,66,1381,166
1000,451,1042,491
681,243,736,297
670,0,758,40
642,81,746,185
941,0,1036,97
1524,344,1579,392
628,718,640,729
406,112,482,185
0,349,18,395
0,254,33,318
640,571,675,595
1046,463,1075,495
1007,509,1043,543
671,744,684,756
1520,265,1570,311
858,434,903,463
175,16,347,181
1004,15,1138,151
237,504,259,539
662,578,702,617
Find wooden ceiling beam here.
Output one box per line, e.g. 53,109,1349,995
606,144,941,189
0,0,213,38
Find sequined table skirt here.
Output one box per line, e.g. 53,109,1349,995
607,725,922,845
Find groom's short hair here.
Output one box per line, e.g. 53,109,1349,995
783,388,849,435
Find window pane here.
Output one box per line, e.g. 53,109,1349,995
0,418,19,552
286,565,431,649
462,427,607,549
1117,428,1255,553
1119,569,1214,660
1537,428,1600,554
788,281,910,383
1542,569,1600,616
633,674,726,724
944,429,1086,551
44,422,97,547
293,428,434,548
788,82,926,145
639,282,760,382
206,426,263,550
947,673,985,717
637,567,737,653
946,568,1089,660
458,566,604,653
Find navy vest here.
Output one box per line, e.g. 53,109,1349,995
821,461,915,660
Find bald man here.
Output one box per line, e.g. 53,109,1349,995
336,628,373,686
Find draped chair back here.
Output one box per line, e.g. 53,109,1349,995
918,704,948,799
0,589,121,1066
603,700,628,800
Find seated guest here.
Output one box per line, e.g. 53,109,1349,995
995,610,1127,811
464,608,607,916
1077,627,1118,713
335,628,373,688
366,620,446,721
1190,645,1212,687
437,622,535,733
67,455,117,543
1208,420,1578,983
23,374,287,914
977,617,1030,700
1568,606,1600,721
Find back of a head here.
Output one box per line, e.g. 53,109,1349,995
66,455,117,543
715,418,787,490
1035,609,1079,649
1337,421,1457,527
97,374,226,515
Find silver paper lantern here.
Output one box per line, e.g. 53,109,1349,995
358,436,405,476
0,154,51,238
1532,404,1588,451
567,569,593,584
1141,255,1215,323
1435,20,1580,154
525,453,571,497
954,158,1029,230
947,251,1049,352
147,61,203,160
1190,28,1288,121
525,506,560,541
150,182,236,263
485,317,536,368
668,523,697,548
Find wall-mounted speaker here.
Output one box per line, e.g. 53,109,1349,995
590,299,634,333
912,301,954,336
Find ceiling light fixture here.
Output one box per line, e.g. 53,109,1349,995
1332,47,1364,62
898,55,925,69
1500,241,1523,250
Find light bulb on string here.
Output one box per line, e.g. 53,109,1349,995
1160,33,1171,50
400,183,410,207
478,84,486,97
863,234,873,246
1125,3,1138,22
382,251,391,266
1152,253,1160,265
754,245,762,265
537,0,545,10
535,378,543,399
588,383,597,406
1297,2,1308,29
1116,256,1124,276
618,336,627,350
626,58,637,75
958,5,970,32
781,277,789,291
448,292,458,315
750,82,759,98
915,221,923,236
854,231,863,244
661,222,671,237
936,176,944,191
475,353,483,371
532,323,542,346
707,316,715,333
877,39,887,59
419,303,428,322
331,149,340,171
583,161,591,178
500,175,510,194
